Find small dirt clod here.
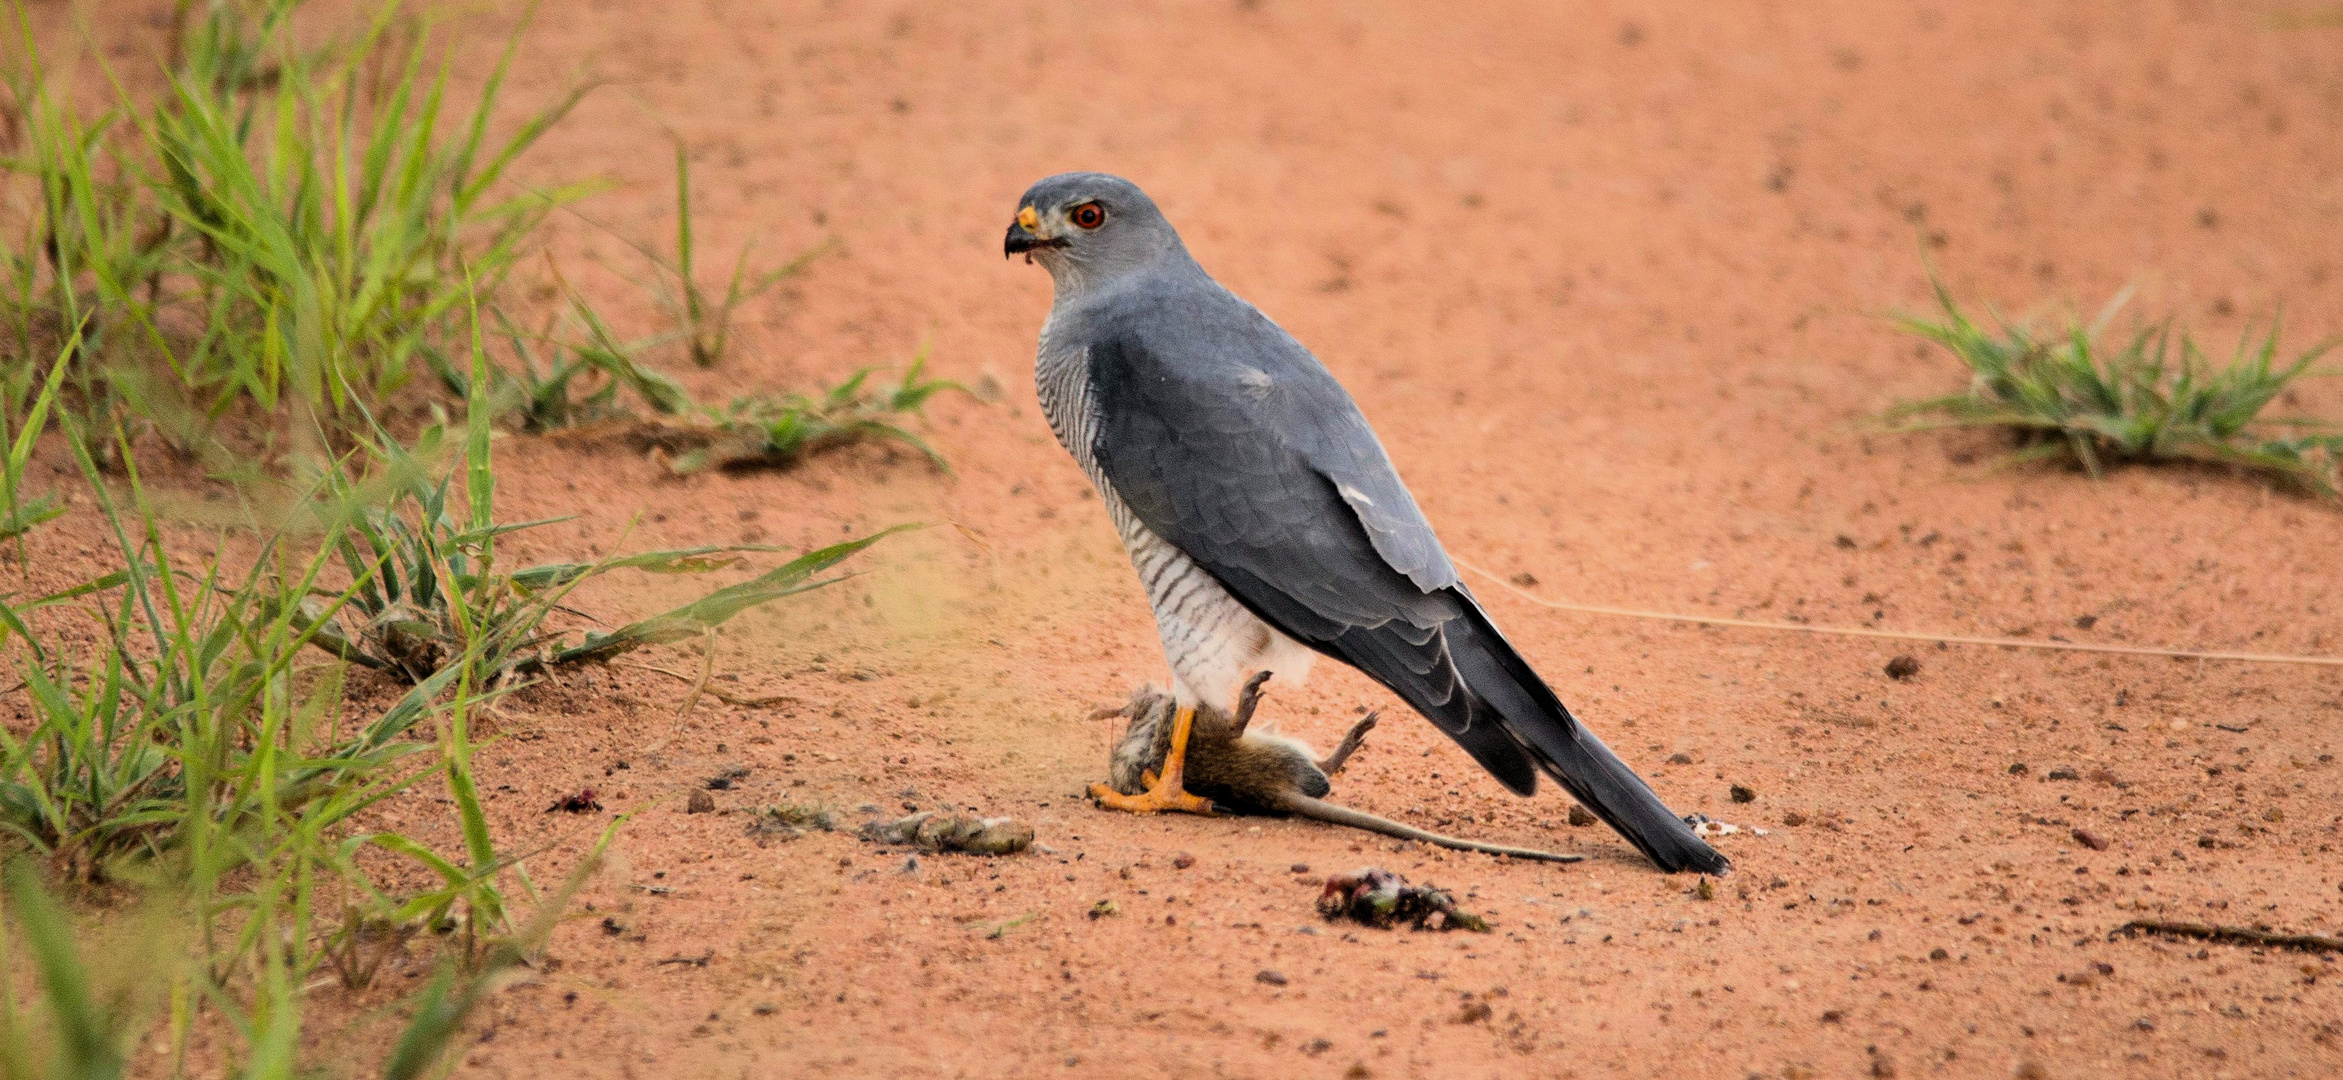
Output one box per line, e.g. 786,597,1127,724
2072,828,2110,851
1567,805,1596,827
686,789,716,814
1730,784,1756,803
1884,655,1920,680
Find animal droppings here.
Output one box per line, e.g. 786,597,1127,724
858,811,1035,855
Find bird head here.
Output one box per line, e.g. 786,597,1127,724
1005,172,1186,288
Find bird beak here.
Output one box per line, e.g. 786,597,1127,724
1004,205,1064,260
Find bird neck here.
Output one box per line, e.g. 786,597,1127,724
1044,241,1202,306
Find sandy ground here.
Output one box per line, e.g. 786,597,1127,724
18,1,2343,1077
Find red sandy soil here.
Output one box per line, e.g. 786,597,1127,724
16,1,2343,1077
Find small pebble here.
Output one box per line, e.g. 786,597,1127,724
1567,805,1596,827
2072,828,2110,851
1729,784,1756,804
1256,969,1288,986
1173,852,1196,870
1884,655,1920,680
1290,863,1310,873
686,790,716,814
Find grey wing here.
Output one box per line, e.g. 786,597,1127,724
1083,298,1540,794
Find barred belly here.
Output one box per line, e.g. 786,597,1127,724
1036,329,1313,713
1112,505,1316,713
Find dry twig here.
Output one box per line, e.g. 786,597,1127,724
2110,920,2343,953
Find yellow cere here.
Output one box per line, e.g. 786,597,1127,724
1017,206,1040,230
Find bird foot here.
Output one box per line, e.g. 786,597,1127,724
1087,778,1214,815
1088,702,1215,815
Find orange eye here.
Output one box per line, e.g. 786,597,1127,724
1070,202,1106,229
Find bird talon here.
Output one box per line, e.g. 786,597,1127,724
1090,704,1214,815
1088,780,1215,815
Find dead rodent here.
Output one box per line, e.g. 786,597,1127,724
1101,672,1580,863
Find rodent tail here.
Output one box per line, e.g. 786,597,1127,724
1278,794,1582,865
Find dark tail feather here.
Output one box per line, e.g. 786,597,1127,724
1329,625,1539,796
1446,595,1729,875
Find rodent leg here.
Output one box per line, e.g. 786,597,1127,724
1317,711,1379,775
1229,670,1274,735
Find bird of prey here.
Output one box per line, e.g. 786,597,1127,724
1005,173,1727,874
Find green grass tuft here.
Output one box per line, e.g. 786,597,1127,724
0,7,925,1068
4,0,591,451
668,352,961,474
1888,279,2342,496
660,139,828,369
292,373,895,682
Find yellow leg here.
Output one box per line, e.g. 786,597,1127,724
1088,705,1214,815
